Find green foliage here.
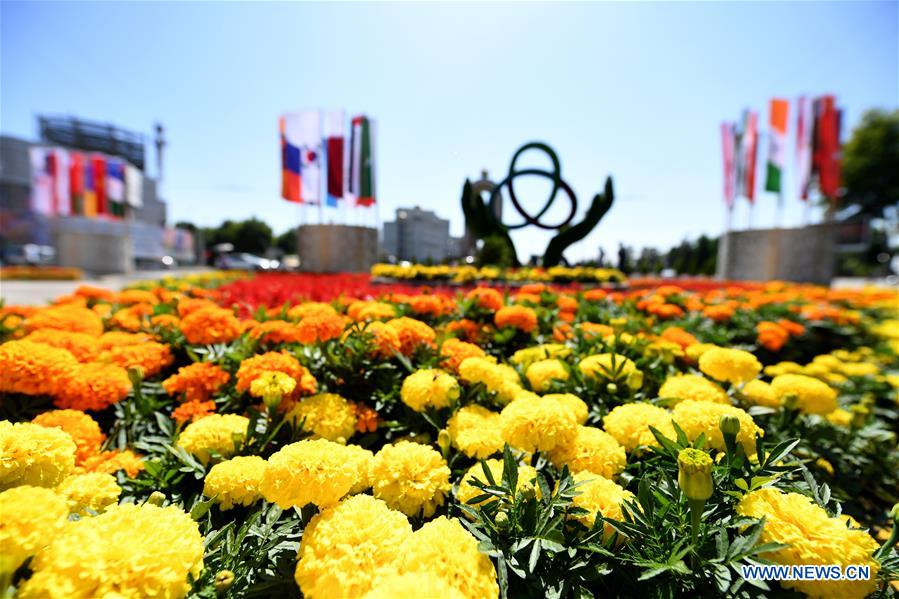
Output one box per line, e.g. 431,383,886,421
842,109,899,218
202,218,273,255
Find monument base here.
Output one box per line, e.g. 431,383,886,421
297,224,378,273
716,224,836,285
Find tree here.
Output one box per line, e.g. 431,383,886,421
841,109,899,218
275,228,297,255
204,218,273,255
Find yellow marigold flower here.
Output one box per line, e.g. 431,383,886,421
24,329,101,362
839,362,879,377
369,441,451,517
249,369,297,408
288,301,338,320
684,342,717,363
53,361,132,411
736,488,879,599
363,572,464,599
544,393,588,425
439,338,485,373
740,379,781,408
0,339,78,397
526,359,570,393
286,393,357,442
401,369,460,413
603,402,675,452
816,457,835,476
458,356,523,405
659,374,729,405
826,408,853,427
569,471,635,539
671,400,762,453
0,485,68,572
446,404,504,459
261,439,363,509
19,503,204,599
57,472,121,515
578,353,643,388
698,347,762,385
397,516,499,599
177,414,249,464
764,361,803,377
295,494,413,599
547,425,626,478
770,373,838,415
456,458,538,507
500,395,577,453
203,455,267,510
32,409,104,464
235,351,316,400
344,444,375,494
25,305,103,337
510,343,571,369
351,300,398,322
0,421,76,490
162,362,230,403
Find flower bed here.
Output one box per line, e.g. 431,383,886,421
0,265,84,280
1,279,897,598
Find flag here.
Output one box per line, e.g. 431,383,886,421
349,115,375,206
280,111,322,204
106,159,126,218
323,110,345,207
52,149,71,216
795,95,814,201
125,163,144,208
92,155,107,215
69,151,85,215
29,147,54,216
84,157,97,217
737,110,759,202
764,98,789,194
813,95,842,200
720,122,736,209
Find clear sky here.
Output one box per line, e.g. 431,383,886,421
2,1,897,262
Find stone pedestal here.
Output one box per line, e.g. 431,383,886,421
716,224,836,284
297,225,378,273
54,217,132,274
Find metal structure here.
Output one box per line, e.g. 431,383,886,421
38,115,146,170
460,142,615,266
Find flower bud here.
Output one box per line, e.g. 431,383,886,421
610,317,627,329
147,491,166,506
437,429,451,459
677,448,714,502
850,404,869,429
214,569,236,593
890,503,899,525
782,392,799,411
606,383,618,394
626,370,644,390
495,510,510,531
719,414,741,436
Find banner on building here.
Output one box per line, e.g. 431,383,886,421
764,98,789,194
29,147,73,216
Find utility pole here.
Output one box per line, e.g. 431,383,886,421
154,123,166,182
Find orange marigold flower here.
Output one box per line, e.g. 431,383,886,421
356,321,403,357
579,322,614,338
446,319,481,343
249,320,304,345
513,292,542,305
114,289,159,305
74,285,115,302
660,326,698,349
0,339,78,396
495,306,538,333
386,317,437,355
32,409,105,464
466,287,504,311
440,338,486,373
777,319,806,336
235,351,316,399
162,362,230,402
520,283,548,294
179,306,242,345
150,314,181,329
98,331,152,350
24,329,101,362
553,323,574,342
177,297,219,317
51,294,88,308
172,400,217,425
702,304,735,322
349,301,397,322
101,342,174,378
557,295,578,312
757,321,789,352
557,311,576,323
25,306,104,337
110,304,154,332
649,303,685,319
54,362,132,411
78,449,144,478
352,402,381,433
583,289,608,302
295,312,346,344
287,302,338,320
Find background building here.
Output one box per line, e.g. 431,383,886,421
381,206,461,262
0,116,192,273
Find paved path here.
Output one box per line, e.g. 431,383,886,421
1,268,213,306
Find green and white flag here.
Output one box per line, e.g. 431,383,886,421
349,116,375,206
764,98,789,193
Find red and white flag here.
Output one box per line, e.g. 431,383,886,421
736,110,759,202
720,122,736,209
323,110,345,207
794,95,814,201
281,111,322,204
813,95,842,200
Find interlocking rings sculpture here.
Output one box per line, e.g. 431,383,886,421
461,141,615,266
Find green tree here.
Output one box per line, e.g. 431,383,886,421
477,235,516,268
274,228,297,255
204,218,273,255
841,109,899,217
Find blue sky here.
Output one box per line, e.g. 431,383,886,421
2,1,896,262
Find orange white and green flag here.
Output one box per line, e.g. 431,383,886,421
764,98,789,193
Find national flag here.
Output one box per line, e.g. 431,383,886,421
813,95,842,200
125,163,144,208
52,149,71,216
323,110,345,207
84,157,97,217
349,115,375,206
739,110,759,202
69,151,85,215
795,95,814,201
764,98,789,194
720,122,737,209
92,155,107,215
280,111,322,204
106,159,126,218
29,147,54,216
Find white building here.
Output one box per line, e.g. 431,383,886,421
382,206,460,262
